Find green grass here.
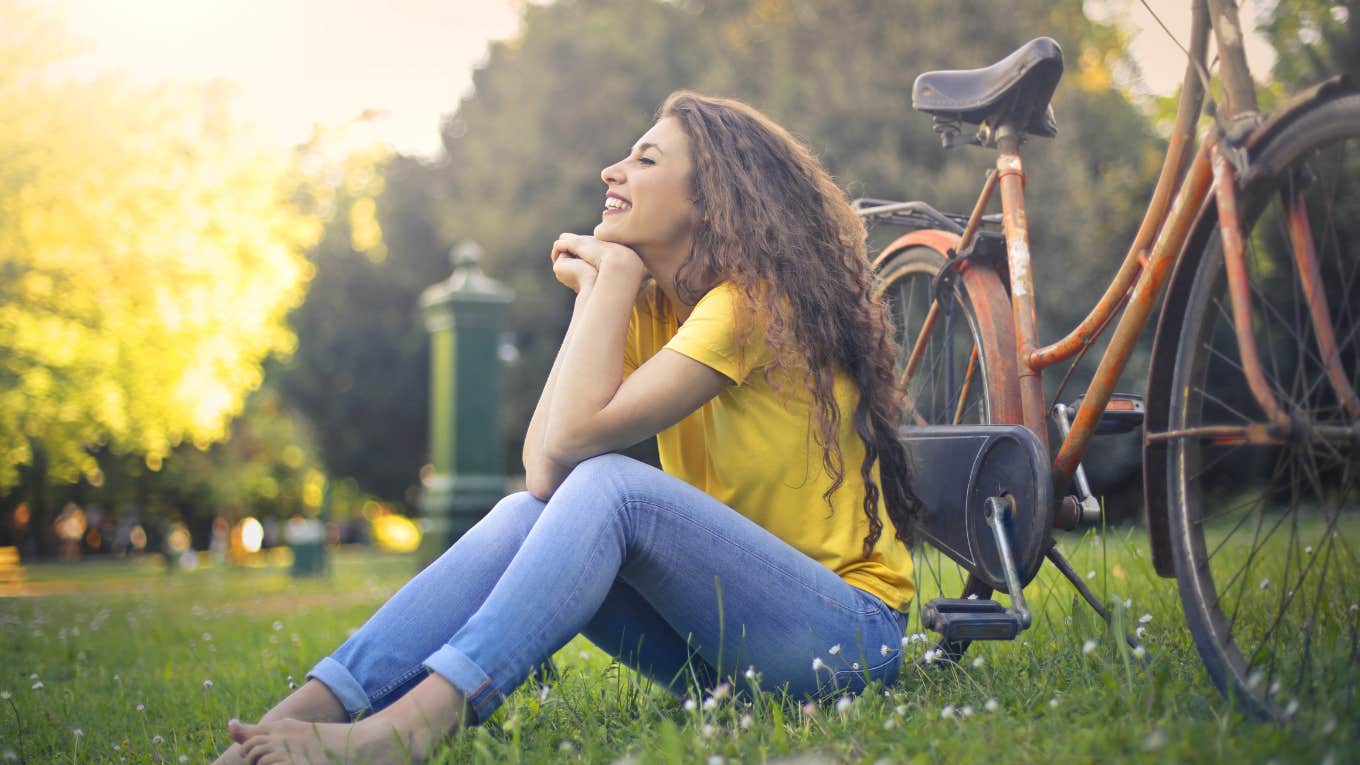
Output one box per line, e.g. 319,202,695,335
0,532,1354,764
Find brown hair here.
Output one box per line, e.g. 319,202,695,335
659,90,920,554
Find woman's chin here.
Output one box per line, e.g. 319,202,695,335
593,221,627,243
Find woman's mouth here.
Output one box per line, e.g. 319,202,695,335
603,194,632,216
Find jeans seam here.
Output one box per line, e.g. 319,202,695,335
630,498,878,616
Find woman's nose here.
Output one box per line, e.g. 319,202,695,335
601,161,623,186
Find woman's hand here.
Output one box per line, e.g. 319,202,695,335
552,253,598,294
551,233,647,282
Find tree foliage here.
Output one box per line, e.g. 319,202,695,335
0,1,316,490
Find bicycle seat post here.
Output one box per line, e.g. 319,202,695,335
994,124,1049,449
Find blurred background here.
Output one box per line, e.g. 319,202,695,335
1,0,1353,564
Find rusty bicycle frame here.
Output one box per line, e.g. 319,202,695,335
885,0,1355,528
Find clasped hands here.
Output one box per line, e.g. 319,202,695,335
550,233,645,294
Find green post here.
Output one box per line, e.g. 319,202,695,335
417,242,513,565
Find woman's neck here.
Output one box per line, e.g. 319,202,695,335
638,241,696,324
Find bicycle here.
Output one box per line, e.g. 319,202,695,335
856,0,1358,725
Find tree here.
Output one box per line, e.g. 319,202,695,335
274,150,450,508
0,1,315,548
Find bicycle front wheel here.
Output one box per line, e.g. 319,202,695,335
1166,93,1360,726
873,241,1019,659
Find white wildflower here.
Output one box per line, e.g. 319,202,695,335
1305,546,1313,555
924,648,939,664
985,698,999,712
744,666,757,681
703,697,717,711
851,662,860,670
967,593,978,600
135,703,145,712
1139,613,1153,624
0,691,8,700
828,644,841,655
712,683,730,700
739,714,753,731
707,756,724,765
1259,576,1271,590
972,655,985,668
1086,570,1096,580
152,735,164,745
1143,729,1168,751
558,741,576,753
1285,698,1299,717
1082,639,1097,655
1133,645,1147,660
578,650,589,661
960,705,974,717
700,723,716,738
835,696,853,714
272,620,284,631
880,644,891,657
683,698,697,711
940,704,955,720
72,728,83,737
894,704,908,716
812,657,825,671
1048,697,1060,709
883,717,897,730
203,679,213,688
1136,626,1147,639
539,686,551,702
30,681,42,690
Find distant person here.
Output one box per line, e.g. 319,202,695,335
219,92,921,765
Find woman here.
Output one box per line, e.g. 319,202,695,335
219,91,920,765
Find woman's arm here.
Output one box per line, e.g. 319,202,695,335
538,235,729,486
523,257,597,500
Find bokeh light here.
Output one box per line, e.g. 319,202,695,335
239,517,264,553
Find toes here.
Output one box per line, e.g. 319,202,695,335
228,718,265,744
241,734,274,765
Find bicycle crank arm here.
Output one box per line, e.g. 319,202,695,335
920,495,1033,643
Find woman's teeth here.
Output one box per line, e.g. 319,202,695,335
605,197,631,210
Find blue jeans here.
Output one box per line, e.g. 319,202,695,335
308,454,908,722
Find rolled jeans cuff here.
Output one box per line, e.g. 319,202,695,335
423,644,503,723
306,656,373,718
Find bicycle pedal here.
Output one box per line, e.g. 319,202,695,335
921,597,1022,641
1072,393,1145,435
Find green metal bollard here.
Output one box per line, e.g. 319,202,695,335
417,242,513,566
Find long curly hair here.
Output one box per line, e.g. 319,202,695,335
659,90,920,555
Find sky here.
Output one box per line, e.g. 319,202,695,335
49,0,1276,158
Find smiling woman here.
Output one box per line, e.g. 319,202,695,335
215,92,921,765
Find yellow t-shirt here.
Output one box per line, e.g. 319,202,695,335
623,281,916,612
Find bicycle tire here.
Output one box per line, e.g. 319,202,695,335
1166,93,1360,726
873,242,1020,660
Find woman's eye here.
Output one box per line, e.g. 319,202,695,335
638,156,656,166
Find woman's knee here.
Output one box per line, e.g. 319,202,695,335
484,491,547,531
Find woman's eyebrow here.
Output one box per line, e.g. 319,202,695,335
632,141,664,155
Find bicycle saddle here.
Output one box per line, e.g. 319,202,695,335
912,37,1063,138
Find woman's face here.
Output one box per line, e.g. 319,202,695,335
594,117,701,259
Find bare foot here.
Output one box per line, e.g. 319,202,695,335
231,717,438,765
229,674,465,764
212,680,349,765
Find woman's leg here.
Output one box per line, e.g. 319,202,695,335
237,454,907,762
215,491,547,764
306,491,548,716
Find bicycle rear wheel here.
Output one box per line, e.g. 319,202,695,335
1166,93,1360,726
873,242,1019,659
